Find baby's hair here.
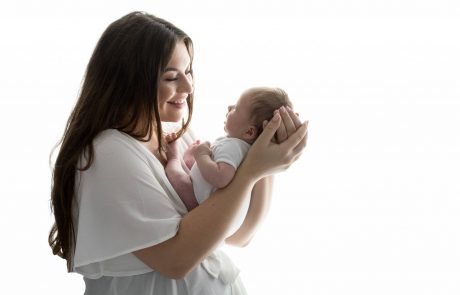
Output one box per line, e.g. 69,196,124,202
247,87,293,138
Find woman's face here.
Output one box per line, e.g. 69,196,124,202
158,42,193,122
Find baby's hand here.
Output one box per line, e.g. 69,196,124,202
165,133,180,161
184,140,201,169
193,141,212,158
165,132,179,143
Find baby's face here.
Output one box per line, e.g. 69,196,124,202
224,92,254,139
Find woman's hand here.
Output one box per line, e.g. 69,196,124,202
243,107,308,180
263,106,303,143
275,106,303,143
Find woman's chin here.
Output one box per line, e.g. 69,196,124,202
160,113,186,123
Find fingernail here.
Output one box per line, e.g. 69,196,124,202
286,106,292,111
273,113,280,122
280,106,286,113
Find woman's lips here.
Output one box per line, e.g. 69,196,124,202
168,100,186,108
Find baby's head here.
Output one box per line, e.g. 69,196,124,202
224,86,293,144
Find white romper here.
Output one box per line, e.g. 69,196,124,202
189,136,251,236
189,136,251,205
72,129,247,295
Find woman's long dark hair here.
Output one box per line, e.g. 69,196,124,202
48,11,194,271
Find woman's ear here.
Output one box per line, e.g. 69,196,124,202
243,125,258,140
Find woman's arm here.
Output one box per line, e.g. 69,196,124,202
225,175,273,247
133,113,308,279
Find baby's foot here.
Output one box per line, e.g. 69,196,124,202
184,140,200,169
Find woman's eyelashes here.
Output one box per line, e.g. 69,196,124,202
164,69,193,82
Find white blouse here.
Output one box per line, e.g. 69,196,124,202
72,128,247,295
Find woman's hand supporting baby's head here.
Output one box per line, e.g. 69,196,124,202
241,108,308,181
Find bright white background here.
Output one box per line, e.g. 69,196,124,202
1,0,459,294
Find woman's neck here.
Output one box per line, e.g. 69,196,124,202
141,130,168,166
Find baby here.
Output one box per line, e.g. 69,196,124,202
165,86,293,212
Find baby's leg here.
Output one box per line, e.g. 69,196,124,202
165,139,199,211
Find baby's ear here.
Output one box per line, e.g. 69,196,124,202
244,125,258,140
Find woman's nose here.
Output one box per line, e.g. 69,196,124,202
178,74,194,94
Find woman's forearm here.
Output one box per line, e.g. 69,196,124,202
225,175,274,247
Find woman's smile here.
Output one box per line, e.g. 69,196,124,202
167,99,187,109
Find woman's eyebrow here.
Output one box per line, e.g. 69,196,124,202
164,64,191,73
164,67,179,72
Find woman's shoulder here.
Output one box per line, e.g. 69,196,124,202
93,129,130,146
93,129,141,152
89,129,148,167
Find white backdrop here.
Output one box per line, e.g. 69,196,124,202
1,1,459,294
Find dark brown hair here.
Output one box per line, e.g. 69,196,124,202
48,11,194,271
247,87,293,138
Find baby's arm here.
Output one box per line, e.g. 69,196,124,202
165,138,199,211
194,142,236,189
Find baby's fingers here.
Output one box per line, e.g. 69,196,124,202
165,132,179,143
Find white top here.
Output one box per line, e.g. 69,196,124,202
72,128,247,295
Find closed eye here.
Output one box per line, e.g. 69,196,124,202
164,68,192,82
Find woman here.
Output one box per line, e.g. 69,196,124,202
48,11,308,295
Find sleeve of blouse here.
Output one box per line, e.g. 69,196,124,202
213,139,247,169
73,132,182,268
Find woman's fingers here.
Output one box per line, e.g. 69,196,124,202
263,120,278,143
282,120,308,151
274,110,287,143
286,106,302,129
257,112,282,145
276,106,302,143
279,106,296,138
292,121,308,154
